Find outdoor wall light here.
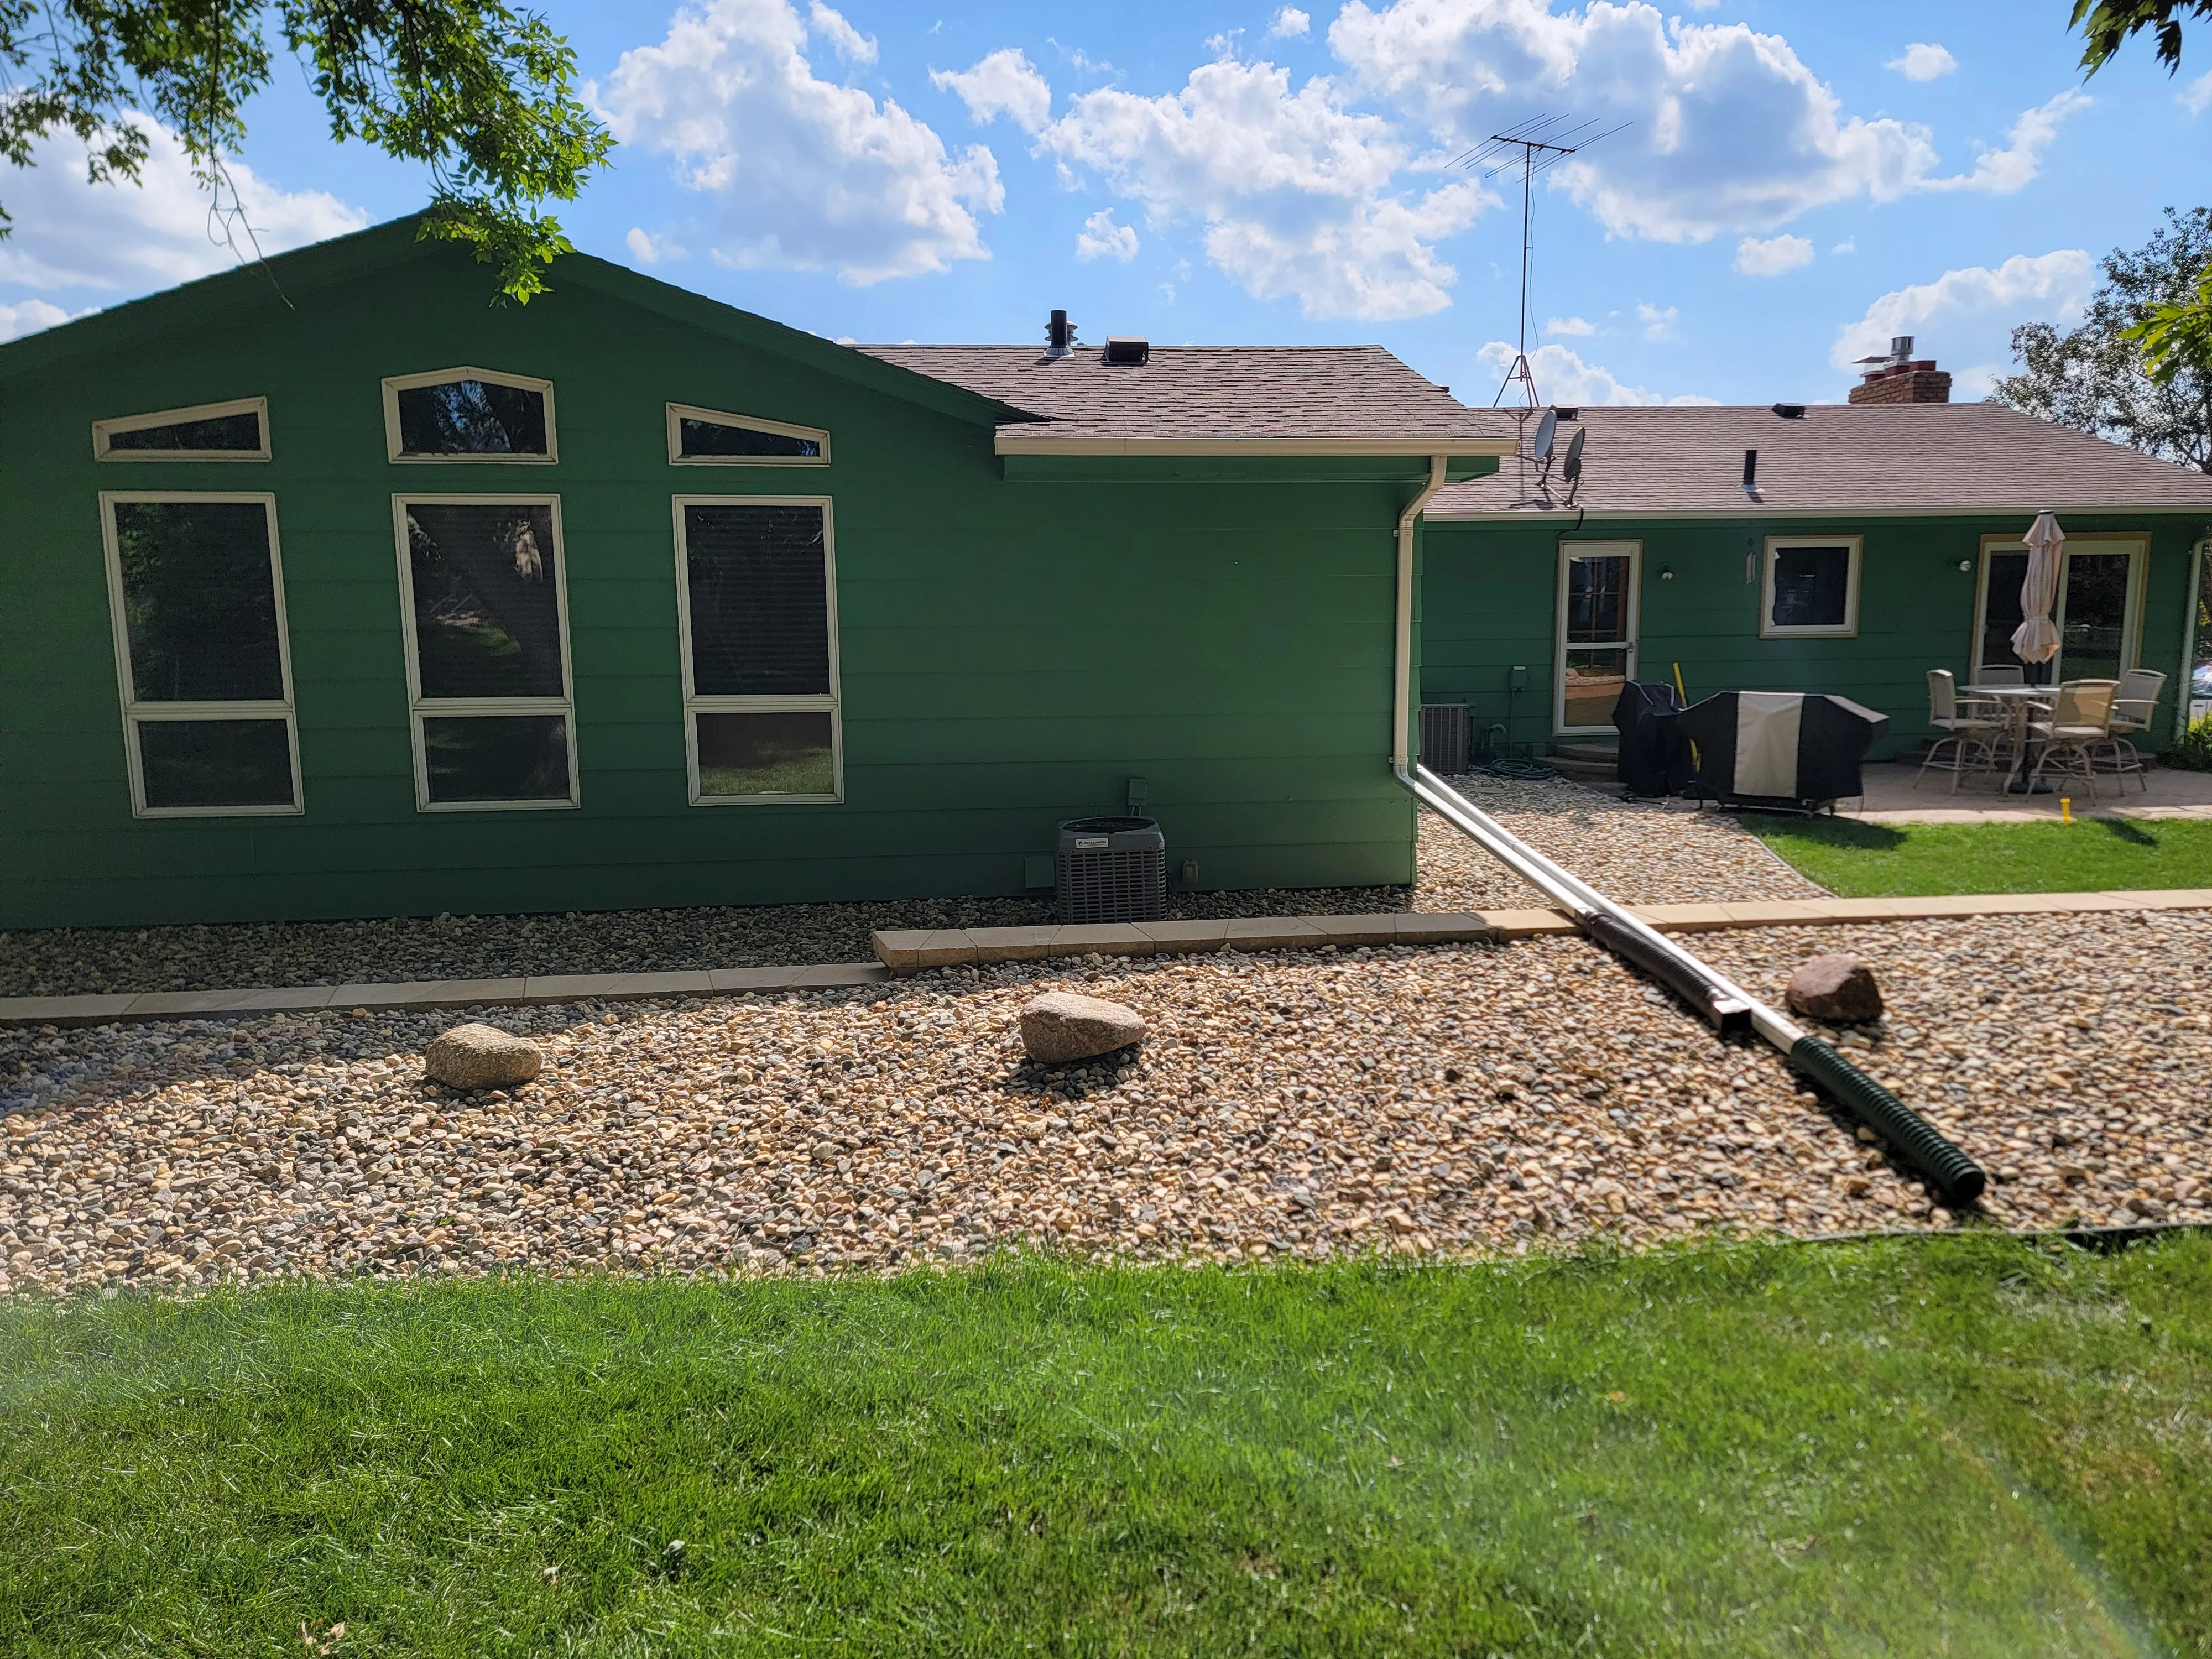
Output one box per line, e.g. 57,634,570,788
1658,564,1676,581
1958,560,1973,571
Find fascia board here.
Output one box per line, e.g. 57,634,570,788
1428,502,2212,523
993,434,1518,457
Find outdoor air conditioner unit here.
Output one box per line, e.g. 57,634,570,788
1056,817,1168,924
1419,703,1472,775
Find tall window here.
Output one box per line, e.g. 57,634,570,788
1556,540,1639,733
100,493,301,816
673,497,842,804
393,497,576,810
383,368,556,462
1761,536,1861,638
93,397,269,461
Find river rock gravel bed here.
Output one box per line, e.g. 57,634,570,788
4,910,2204,1296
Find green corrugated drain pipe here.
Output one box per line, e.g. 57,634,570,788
1396,763,1985,1208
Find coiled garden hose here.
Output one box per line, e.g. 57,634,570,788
1475,757,1559,781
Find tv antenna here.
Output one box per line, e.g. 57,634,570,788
1458,115,1627,414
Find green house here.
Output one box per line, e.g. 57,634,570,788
0,218,1512,931
1421,401,2212,761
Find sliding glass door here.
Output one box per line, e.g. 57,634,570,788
1973,537,2144,684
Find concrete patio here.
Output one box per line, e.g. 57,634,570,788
1842,759,2212,825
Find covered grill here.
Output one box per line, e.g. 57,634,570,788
1610,680,1691,797
1676,690,1889,811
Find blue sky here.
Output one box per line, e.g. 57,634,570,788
2,0,2207,406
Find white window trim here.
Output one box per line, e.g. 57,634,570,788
666,403,831,467
99,491,302,818
382,366,558,465
1553,538,1641,736
1971,532,2148,681
1760,534,1863,639
92,396,270,463
671,494,844,806
392,493,579,812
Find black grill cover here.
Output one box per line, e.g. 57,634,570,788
1676,691,1890,808
1610,680,1689,796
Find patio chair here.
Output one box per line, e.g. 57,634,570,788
1914,669,2004,792
2027,679,2119,800
2093,668,2166,792
1976,664,2026,687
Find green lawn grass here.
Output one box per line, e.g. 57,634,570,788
1743,815,2212,897
3,1237,2209,1656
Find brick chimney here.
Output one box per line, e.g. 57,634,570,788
1848,333,1950,404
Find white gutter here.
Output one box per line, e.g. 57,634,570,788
1427,503,2212,523
996,434,1516,458
2184,533,2210,745
1390,455,1452,770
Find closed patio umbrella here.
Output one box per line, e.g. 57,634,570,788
2011,511,2064,667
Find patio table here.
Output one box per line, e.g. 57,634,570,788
1964,684,2056,793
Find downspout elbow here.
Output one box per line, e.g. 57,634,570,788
1392,454,1451,773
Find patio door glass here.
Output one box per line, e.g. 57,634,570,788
1557,541,1639,732
1974,539,2142,682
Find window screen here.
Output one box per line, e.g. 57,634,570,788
113,500,285,702
397,497,575,810
683,504,831,695
101,494,299,816
405,504,566,698
105,409,263,453
1770,544,1854,630
678,415,822,460
677,499,840,803
394,378,549,456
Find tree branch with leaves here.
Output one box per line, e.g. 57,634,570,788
0,0,612,301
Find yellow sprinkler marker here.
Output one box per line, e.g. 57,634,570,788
2061,796,2073,824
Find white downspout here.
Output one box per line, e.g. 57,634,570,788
1390,455,1452,771
2180,533,2209,747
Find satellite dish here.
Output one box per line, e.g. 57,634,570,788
1562,426,1585,484
1531,407,1558,465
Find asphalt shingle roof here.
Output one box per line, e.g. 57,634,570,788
857,342,1516,446
1426,403,2212,518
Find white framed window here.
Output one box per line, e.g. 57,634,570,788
1555,539,1640,734
93,397,269,462
99,492,302,817
1761,535,1861,638
1973,533,2147,684
672,495,843,805
392,495,577,811
382,367,557,463
666,403,831,466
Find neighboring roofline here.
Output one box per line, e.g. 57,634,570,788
0,214,1034,431
1429,503,2212,523
996,434,1518,458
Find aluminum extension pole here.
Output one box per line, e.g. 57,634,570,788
1397,763,1985,1206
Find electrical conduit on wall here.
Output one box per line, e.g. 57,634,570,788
1386,461,1984,1207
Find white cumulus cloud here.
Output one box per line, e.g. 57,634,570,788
1544,314,1594,335
0,297,77,341
1636,301,1677,340
1830,249,2096,371
1477,341,1717,406
807,0,877,64
1039,56,1491,319
1269,7,1313,38
625,226,687,264
0,116,364,293
2179,71,2212,114
1888,43,1957,81
1921,90,2089,195
932,47,1053,134
593,0,1003,285
1736,232,1814,275
1074,207,1139,261
1329,1,2079,243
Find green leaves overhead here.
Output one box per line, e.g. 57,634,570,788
0,1,611,301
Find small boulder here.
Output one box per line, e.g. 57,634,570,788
1019,992,1146,1063
424,1023,542,1089
1785,954,1884,1024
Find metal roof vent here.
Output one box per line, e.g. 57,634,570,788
1103,336,1150,366
1045,308,1077,359
1771,403,1806,419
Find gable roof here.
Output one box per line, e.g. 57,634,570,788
859,343,1518,456
0,216,1027,431
1428,402,2212,520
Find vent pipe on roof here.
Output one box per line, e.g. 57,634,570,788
1045,309,1076,359
1741,447,1759,497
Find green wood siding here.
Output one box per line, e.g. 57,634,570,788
1,242,1437,928
1422,517,2203,758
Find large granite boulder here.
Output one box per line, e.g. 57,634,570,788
1019,993,1146,1063
1785,954,1884,1024
425,1023,542,1089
